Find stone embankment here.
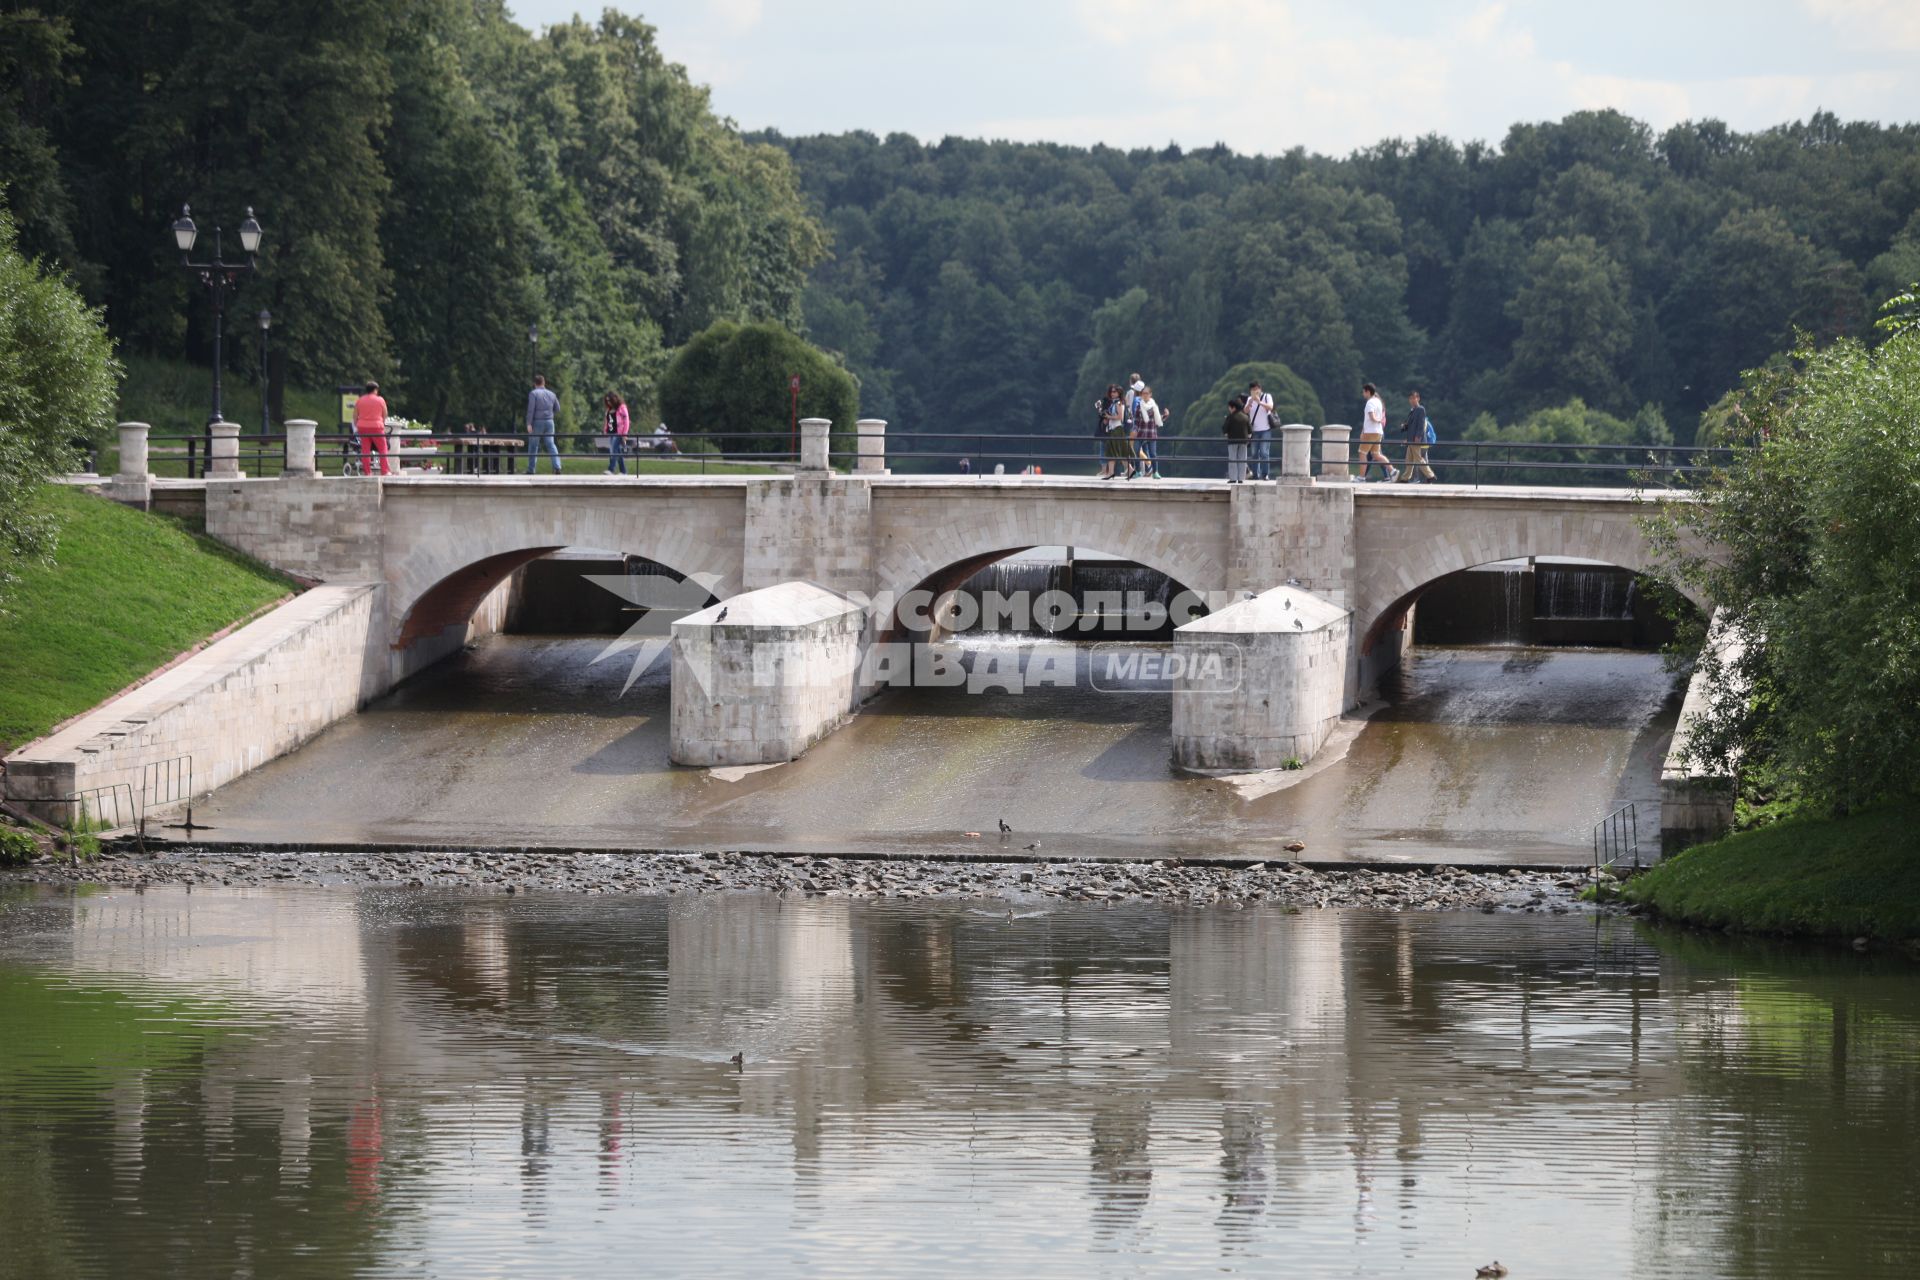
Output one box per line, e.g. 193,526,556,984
6,848,1600,912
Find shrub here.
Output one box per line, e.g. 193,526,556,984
1172,361,1323,439
0,824,38,866
658,320,858,458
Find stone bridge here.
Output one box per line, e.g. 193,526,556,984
158,417,1695,767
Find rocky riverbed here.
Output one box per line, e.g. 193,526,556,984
3,846,1605,912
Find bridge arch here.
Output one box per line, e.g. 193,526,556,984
872,491,1230,610
1351,497,1706,654
382,490,746,651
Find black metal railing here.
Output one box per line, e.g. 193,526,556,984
1592,801,1641,875
102,426,1742,486
55,783,145,860
844,431,1741,488
140,754,198,837
320,429,795,477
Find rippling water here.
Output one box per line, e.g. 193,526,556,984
1,886,1915,1278
199,638,1680,863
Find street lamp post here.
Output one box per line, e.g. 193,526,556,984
528,322,539,388
172,204,264,427
256,309,272,437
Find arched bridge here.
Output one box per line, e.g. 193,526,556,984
203,465,1698,689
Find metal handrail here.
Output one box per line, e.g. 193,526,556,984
1592,801,1640,875
139,754,198,837
56,783,145,860
839,432,1740,487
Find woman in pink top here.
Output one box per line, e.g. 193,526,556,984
354,380,392,476
604,392,631,474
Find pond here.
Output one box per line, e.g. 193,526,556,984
1,885,1915,1277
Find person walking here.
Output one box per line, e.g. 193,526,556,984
1116,379,1142,479
604,392,631,475
526,374,561,474
1397,389,1436,483
1222,393,1251,483
1134,384,1163,478
1245,380,1275,480
1097,384,1127,478
353,380,392,477
1354,382,1398,482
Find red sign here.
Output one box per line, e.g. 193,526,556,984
788,375,801,393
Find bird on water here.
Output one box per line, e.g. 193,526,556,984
1475,1264,1508,1278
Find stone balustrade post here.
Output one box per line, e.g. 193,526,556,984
116,422,152,481
208,421,244,479
855,418,889,474
799,417,831,471
1320,424,1352,481
283,419,318,478
1280,423,1314,484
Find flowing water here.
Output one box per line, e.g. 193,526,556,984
198,637,1681,863
0,886,1915,1278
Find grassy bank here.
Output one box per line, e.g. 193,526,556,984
0,485,294,753
1626,802,1920,942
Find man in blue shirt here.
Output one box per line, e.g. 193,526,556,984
526,374,561,474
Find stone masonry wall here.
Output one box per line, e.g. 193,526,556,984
669,584,868,766
743,474,876,596
206,476,384,582
3,585,387,822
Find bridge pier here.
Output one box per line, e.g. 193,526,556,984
670,583,868,766
1172,585,1350,771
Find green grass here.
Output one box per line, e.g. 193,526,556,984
1625,801,1920,941
0,485,294,752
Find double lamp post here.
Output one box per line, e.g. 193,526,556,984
171,203,264,430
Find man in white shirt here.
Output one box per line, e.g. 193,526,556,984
1245,380,1275,480
1354,381,1398,482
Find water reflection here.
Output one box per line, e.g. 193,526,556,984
0,886,1916,1277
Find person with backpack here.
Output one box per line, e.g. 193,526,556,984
1245,380,1275,480
1097,383,1128,478
1133,384,1163,479
1397,389,1437,483
1222,393,1252,483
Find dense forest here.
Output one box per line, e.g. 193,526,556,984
766,114,1920,445
0,0,824,430
3,1,1918,451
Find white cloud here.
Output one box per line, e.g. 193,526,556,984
1800,0,1920,50
708,0,765,35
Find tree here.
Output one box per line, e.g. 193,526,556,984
1506,235,1634,411
379,0,540,428
658,321,858,456
1173,361,1323,439
1660,208,1857,413
0,207,119,603
1644,327,1920,814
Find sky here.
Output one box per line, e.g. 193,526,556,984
505,0,1920,156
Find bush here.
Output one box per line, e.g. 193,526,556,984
658,320,858,457
0,206,121,604
0,824,38,866
1172,361,1323,438
1643,324,1920,815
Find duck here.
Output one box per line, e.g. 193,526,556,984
728,1051,743,1070
1476,1264,1508,1278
